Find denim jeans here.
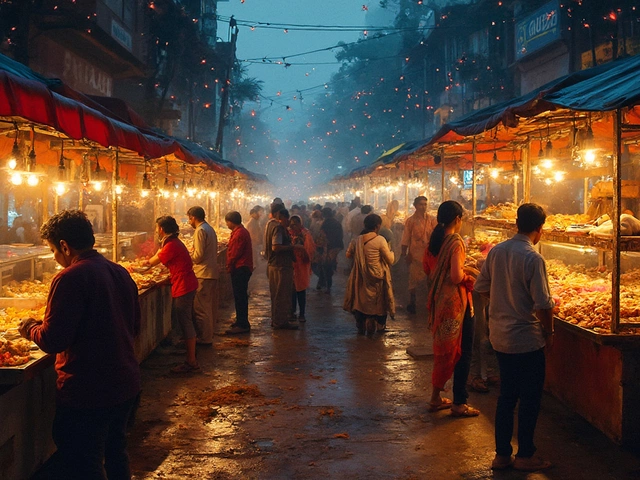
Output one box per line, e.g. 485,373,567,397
231,266,252,329
51,395,138,479
494,348,545,458
452,306,475,405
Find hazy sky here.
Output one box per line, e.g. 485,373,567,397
215,1,396,197
217,1,373,109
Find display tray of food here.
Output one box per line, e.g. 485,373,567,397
0,245,50,264
547,259,640,342
0,333,54,384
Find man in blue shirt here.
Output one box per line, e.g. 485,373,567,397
475,203,555,472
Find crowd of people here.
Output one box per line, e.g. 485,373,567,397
15,194,556,477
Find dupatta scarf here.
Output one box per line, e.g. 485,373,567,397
343,233,395,317
426,233,469,388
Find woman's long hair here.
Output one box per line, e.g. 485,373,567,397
428,201,463,257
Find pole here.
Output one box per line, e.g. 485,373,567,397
215,21,239,154
441,155,445,202
111,151,119,262
472,140,477,232
611,110,622,333
422,58,427,139
523,140,531,203
583,177,589,214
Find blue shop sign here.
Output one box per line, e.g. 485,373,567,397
515,0,561,60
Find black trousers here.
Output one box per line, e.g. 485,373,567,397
51,395,138,479
292,289,307,315
231,266,252,328
495,348,545,458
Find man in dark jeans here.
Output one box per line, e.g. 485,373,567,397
318,207,343,294
225,211,254,334
19,210,141,479
475,203,555,472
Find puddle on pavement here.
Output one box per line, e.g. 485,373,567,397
253,438,275,451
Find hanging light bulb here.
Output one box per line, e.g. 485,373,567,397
27,174,39,186
490,151,500,178
54,182,67,196
10,172,23,185
115,184,124,195
6,128,20,170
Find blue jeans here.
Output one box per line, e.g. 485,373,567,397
51,395,138,479
495,348,545,458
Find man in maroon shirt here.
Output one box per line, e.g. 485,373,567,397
19,210,141,480
225,211,254,334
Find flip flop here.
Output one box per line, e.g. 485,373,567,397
428,397,452,412
450,404,480,417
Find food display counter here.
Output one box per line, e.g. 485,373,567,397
470,202,640,445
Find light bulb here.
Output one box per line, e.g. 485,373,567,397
115,185,124,195
162,190,170,199
27,174,39,186
55,183,66,196
584,150,596,164
93,181,104,192
10,172,23,185
490,168,499,179
540,159,553,169
141,190,150,198
7,158,17,170
554,171,565,182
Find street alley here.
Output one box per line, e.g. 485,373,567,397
127,265,640,480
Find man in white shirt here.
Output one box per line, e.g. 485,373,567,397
187,206,219,345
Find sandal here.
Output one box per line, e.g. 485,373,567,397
470,377,490,393
170,362,200,374
428,397,452,412
450,404,480,417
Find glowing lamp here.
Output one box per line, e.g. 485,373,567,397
10,172,23,185
27,174,39,186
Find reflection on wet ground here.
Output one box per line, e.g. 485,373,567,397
128,261,640,479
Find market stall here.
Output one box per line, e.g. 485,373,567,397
320,53,640,445
0,54,268,479
380,54,640,445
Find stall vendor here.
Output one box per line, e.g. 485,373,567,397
19,210,141,479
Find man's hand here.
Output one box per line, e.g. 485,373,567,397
18,318,42,341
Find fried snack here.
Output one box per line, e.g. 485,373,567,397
0,337,32,367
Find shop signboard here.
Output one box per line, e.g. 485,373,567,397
515,0,561,61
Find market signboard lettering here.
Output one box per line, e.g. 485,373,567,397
515,0,560,60
62,51,113,97
111,19,133,52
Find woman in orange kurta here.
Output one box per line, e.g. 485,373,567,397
290,215,316,321
423,201,479,417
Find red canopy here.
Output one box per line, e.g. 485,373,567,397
0,68,228,173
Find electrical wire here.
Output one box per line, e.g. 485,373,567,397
217,15,422,32
241,30,405,62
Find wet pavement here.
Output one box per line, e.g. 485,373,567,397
127,261,640,480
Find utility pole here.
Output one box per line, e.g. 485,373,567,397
421,57,427,139
215,16,238,155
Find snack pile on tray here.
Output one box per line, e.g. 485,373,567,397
481,203,518,220
0,306,46,332
1,279,50,299
544,214,592,232
0,337,33,367
119,259,169,290
547,259,640,333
